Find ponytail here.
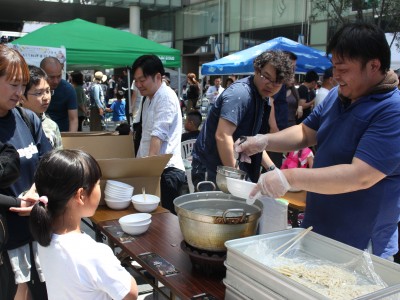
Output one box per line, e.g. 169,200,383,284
30,201,52,246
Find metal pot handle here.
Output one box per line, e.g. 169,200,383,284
196,181,216,192
222,209,246,223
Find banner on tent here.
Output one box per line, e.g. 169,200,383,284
7,44,67,78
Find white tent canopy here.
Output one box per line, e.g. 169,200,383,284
386,33,400,70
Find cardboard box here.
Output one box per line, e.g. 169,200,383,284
61,133,135,159
97,154,172,205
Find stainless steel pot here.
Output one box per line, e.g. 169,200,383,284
216,165,246,193
174,191,263,252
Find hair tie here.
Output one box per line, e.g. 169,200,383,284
38,196,48,207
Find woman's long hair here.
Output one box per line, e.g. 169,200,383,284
29,149,102,246
187,73,198,85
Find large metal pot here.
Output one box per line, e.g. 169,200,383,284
216,166,246,193
174,191,263,252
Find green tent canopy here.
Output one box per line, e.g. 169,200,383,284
11,18,181,70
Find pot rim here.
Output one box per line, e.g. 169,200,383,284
174,191,263,224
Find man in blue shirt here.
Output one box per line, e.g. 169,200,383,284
235,23,400,259
191,51,294,188
40,57,78,132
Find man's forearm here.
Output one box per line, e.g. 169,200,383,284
148,136,162,156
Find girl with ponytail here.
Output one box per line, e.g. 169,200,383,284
29,149,138,300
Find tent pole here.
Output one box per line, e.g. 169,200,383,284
126,66,132,125
178,68,181,99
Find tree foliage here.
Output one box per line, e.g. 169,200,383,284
311,0,400,49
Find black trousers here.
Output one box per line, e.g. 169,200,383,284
160,167,186,215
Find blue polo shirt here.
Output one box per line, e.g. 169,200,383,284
302,86,400,258
192,76,266,181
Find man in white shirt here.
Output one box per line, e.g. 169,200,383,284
206,76,224,112
314,67,335,107
132,55,186,214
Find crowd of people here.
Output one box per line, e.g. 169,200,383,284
0,21,399,300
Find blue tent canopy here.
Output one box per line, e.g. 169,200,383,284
201,37,332,75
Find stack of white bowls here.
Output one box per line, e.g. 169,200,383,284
104,180,134,210
119,213,152,235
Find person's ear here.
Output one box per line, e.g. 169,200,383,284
369,59,381,73
75,188,85,205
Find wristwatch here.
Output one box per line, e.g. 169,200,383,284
266,165,276,172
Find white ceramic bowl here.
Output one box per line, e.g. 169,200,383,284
105,188,133,197
104,192,132,201
131,194,160,213
104,199,131,210
106,180,134,190
119,213,152,225
120,219,151,235
104,186,133,194
226,177,256,200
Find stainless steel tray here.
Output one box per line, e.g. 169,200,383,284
224,262,286,299
224,284,250,300
225,228,400,300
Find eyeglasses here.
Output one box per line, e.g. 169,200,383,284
259,73,281,87
28,89,54,97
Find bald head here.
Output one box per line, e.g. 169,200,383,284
40,57,63,89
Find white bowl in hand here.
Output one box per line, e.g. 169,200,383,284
226,177,256,200
131,194,160,213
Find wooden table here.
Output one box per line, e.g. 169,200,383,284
281,191,307,227
86,204,169,241
98,212,225,300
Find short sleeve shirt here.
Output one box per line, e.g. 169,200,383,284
192,76,265,176
302,86,400,258
47,79,78,132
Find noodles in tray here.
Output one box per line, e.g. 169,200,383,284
274,262,383,299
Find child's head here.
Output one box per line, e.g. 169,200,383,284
21,65,52,115
185,111,202,132
116,90,124,100
30,149,102,246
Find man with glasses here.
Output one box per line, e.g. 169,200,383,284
40,57,78,132
191,51,294,189
132,55,185,214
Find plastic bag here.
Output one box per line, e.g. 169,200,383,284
258,196,288,234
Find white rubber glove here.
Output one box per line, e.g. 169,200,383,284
234,134,269,163
296,106,303,119
249,168,291,200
